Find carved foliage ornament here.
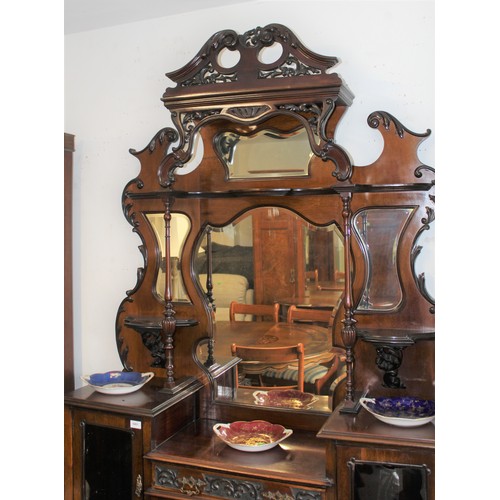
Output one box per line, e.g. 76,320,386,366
167,24,338,88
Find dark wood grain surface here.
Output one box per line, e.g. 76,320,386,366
147,418,330,487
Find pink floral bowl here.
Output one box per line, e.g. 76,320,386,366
213,420,293,452
253,390,318,409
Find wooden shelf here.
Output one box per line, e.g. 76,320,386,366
145,418,332,498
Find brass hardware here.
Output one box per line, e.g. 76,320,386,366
135,474,143,497
179,476,206,496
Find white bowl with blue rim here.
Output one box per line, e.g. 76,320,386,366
81,371,154,395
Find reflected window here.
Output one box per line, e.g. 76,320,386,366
146,213,190,302
214,128,313,179
353,208,414,311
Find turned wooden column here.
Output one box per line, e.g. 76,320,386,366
340,192,358,408
162,196,177,387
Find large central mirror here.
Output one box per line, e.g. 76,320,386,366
147,207,345,411
194,207,344,318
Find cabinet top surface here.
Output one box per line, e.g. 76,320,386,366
64,378,202,417
147,418,329,486
317,406,435,449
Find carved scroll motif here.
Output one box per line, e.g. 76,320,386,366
181,62,237,87
411,205,435,314
259,54,322,79
368,110,431,139
204,475,263,499
166,24,339,89
227,105,271,119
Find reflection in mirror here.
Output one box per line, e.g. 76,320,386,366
353,208,414,311
214,128,314,179
193,207,344,321
146,213,190,302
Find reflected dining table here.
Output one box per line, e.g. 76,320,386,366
211,321,334,374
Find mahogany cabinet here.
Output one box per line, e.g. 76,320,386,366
66,23,434,500
64,380,203,499
318,408,435,500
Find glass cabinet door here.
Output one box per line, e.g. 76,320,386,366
73,409,144,500
348,459,430,500
83,424,134,499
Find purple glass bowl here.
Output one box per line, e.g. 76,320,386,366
360,396,435,427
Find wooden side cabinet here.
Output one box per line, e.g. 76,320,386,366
64,380,202,499
318,407,435,500
71,408,144,499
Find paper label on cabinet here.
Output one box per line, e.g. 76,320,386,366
130,420,142,429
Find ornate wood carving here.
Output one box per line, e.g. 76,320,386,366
368,110,431,139
154,464,322,500
411,205,436,314
159,23,354,188
115,25,434,419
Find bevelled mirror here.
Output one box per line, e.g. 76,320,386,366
191,207,344,324
353,207,414,312
214,127,315,179
146,213,191,302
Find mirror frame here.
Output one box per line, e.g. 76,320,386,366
115,25,435,413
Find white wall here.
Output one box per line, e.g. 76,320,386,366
65,0,434,387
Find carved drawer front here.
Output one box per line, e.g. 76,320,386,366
147,462,327,500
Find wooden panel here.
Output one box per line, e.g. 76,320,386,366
64,133,75,393
64,405,73,500
146,462,327,499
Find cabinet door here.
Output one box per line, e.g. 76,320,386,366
335,444,434,500
253,208,305,304
72,409,144,499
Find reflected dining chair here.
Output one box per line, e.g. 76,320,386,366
229,302,280,322
231,343,305,392
260,345,347,395
286,305,333,326
257,305,346,395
